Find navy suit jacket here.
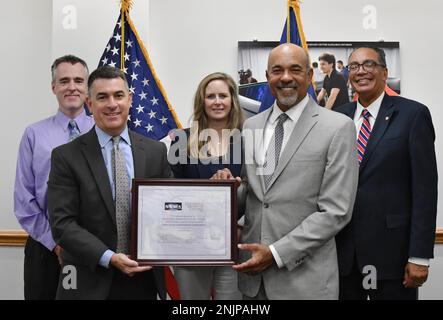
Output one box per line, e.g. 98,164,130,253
335,94,438,280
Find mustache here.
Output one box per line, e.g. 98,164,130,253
277,83,298,89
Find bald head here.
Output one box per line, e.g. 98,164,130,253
265,43,313,111
267,43,311,72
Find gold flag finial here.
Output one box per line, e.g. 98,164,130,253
120,0,133,13
119,0,133,69
288,0,301,9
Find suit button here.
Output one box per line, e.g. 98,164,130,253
264,203,269,208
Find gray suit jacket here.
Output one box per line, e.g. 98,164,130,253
239,98,358,299
48,127,171,299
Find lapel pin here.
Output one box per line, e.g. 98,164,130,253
385,116,389,121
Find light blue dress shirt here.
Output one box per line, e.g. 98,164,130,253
95,126,134,268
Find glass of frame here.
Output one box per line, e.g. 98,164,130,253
131,179,238,266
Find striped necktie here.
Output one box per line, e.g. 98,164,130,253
357,109,372,164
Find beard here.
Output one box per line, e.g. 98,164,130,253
276,89,299,108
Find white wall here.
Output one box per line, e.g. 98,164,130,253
0,0,52,299
1,0,52,229
0,247,24,300
1,0,442,299
51,0,149,72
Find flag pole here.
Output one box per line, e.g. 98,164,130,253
290,0,308,49
290,0,316,95
120,0,133,70
286,0,291,43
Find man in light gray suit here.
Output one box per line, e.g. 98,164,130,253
214,43,358,299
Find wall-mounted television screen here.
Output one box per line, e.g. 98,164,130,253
238,41,400,117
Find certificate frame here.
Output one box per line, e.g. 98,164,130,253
131,178,238,266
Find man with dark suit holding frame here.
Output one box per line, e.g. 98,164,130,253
48,66,171,299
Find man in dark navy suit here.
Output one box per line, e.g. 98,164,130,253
335,46,438,300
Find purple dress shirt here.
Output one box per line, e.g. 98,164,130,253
14,109,94,250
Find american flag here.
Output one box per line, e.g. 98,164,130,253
97,7,181,300
98,13,181,140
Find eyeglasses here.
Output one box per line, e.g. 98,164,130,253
346,60,386,73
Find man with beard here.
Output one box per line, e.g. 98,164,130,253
213,43,358,299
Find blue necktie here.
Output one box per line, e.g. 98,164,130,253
68,119,80,142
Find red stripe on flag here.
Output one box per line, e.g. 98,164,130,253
164,266,180,300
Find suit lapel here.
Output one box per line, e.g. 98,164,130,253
254,108,273,195
359,95,395,172
266,98,319,191
129,131,147,178
341,102,357,119
81,128,116,224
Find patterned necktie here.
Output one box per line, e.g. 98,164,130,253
357,109,372,164
112,136,130,254
264,113,289,189
68,119,80,141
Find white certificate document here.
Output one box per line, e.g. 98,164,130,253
136,184,233,264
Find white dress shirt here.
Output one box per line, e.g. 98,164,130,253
353,92,384,138
264,95,309,268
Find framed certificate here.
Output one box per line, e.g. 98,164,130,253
131,179,238,266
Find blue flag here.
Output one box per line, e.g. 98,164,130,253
98,13,181,140
259,1,316,112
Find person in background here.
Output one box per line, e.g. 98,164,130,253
239,69,258,84
312,61,325,96
14,55,93,300
337,60,349,83
317,53,350,110
335,46,438,300
169,72,244,300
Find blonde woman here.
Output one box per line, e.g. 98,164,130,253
169,72,244,300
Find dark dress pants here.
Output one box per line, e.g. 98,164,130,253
107,268,157,300
339,256,418,300
24,237,60,300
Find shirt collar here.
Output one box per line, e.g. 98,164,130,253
55,108,91,133
95,125,131,148
356,91,385,120
269,94,309,124
55,110,73,132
